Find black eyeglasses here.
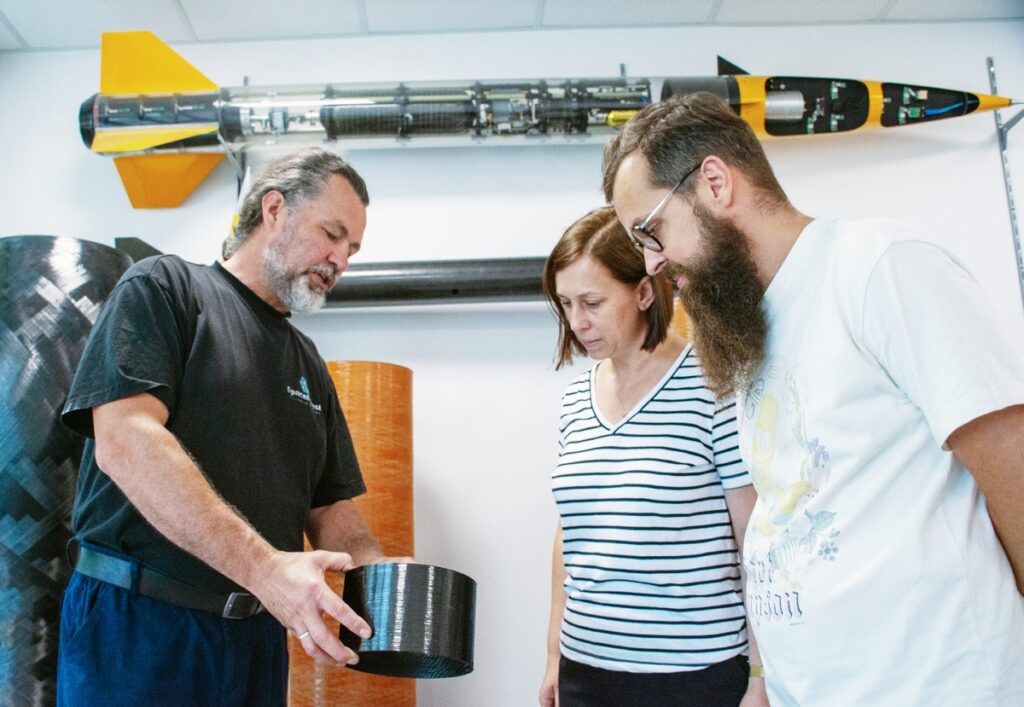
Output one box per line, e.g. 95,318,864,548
629,163,701,253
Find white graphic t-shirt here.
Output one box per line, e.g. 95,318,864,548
738,218,1024,706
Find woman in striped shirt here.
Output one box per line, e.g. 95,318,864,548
539,208,764,707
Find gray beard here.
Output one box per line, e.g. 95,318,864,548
263,239,328,314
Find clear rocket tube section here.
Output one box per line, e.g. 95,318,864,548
80,79,655,150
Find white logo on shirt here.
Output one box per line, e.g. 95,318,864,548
287,375,322,413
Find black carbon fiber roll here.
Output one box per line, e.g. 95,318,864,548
340,563,476,679
0,235,132,706
326,256,546,306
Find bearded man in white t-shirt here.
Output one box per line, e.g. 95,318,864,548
602,92,1024,706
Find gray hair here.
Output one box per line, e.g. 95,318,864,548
223,147,370,259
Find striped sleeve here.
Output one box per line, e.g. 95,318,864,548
711,396,751,489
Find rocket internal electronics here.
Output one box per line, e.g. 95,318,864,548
80,32,1018,208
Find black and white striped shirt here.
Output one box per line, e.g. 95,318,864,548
553,346,751,673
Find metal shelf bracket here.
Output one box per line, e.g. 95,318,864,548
987,57,1024,316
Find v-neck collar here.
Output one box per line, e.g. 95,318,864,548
590,344,692,433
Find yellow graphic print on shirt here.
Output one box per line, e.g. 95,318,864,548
744,361,840,625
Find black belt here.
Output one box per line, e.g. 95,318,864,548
74,545,265,619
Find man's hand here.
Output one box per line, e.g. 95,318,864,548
253,549,371,666
297,500,416,664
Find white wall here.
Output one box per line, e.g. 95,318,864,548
2,19,1023,706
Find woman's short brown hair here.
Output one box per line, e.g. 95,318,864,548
543,207,674,369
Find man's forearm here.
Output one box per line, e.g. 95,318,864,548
306,500,385,566
335,528,385,566
94,397,278,590
948,405,1024,593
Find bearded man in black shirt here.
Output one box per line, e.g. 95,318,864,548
59,147,400,706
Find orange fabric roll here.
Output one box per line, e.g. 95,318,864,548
288,361,415,707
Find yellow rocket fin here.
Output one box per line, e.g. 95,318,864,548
93,125,219,153
114,153,224,208
101,31,217,95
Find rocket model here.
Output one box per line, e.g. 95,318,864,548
80,31,1017,208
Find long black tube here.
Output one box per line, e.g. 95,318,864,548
112,239,549,307
326,256,547,307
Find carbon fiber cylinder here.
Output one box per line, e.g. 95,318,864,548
340,562,476,679
0,236,132,706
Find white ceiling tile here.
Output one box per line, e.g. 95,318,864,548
0,0,193,49
365,0,538,33
180,0,364,41
886,0,1024,21
714,0,892,24
0,12,24,50
0,0,1020,54
543,0,717,27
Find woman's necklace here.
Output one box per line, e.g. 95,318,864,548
604,359,652,423
610,378,631,420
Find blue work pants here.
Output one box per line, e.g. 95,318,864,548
57,572,288,706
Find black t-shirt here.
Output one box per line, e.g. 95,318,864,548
62,256,365,594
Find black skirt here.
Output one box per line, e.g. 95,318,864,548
558,654,749,707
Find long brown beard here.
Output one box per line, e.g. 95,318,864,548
674,203,768,399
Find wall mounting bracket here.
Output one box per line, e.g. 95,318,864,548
987,56,1024,318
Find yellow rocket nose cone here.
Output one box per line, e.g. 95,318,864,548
974,93,1013,112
